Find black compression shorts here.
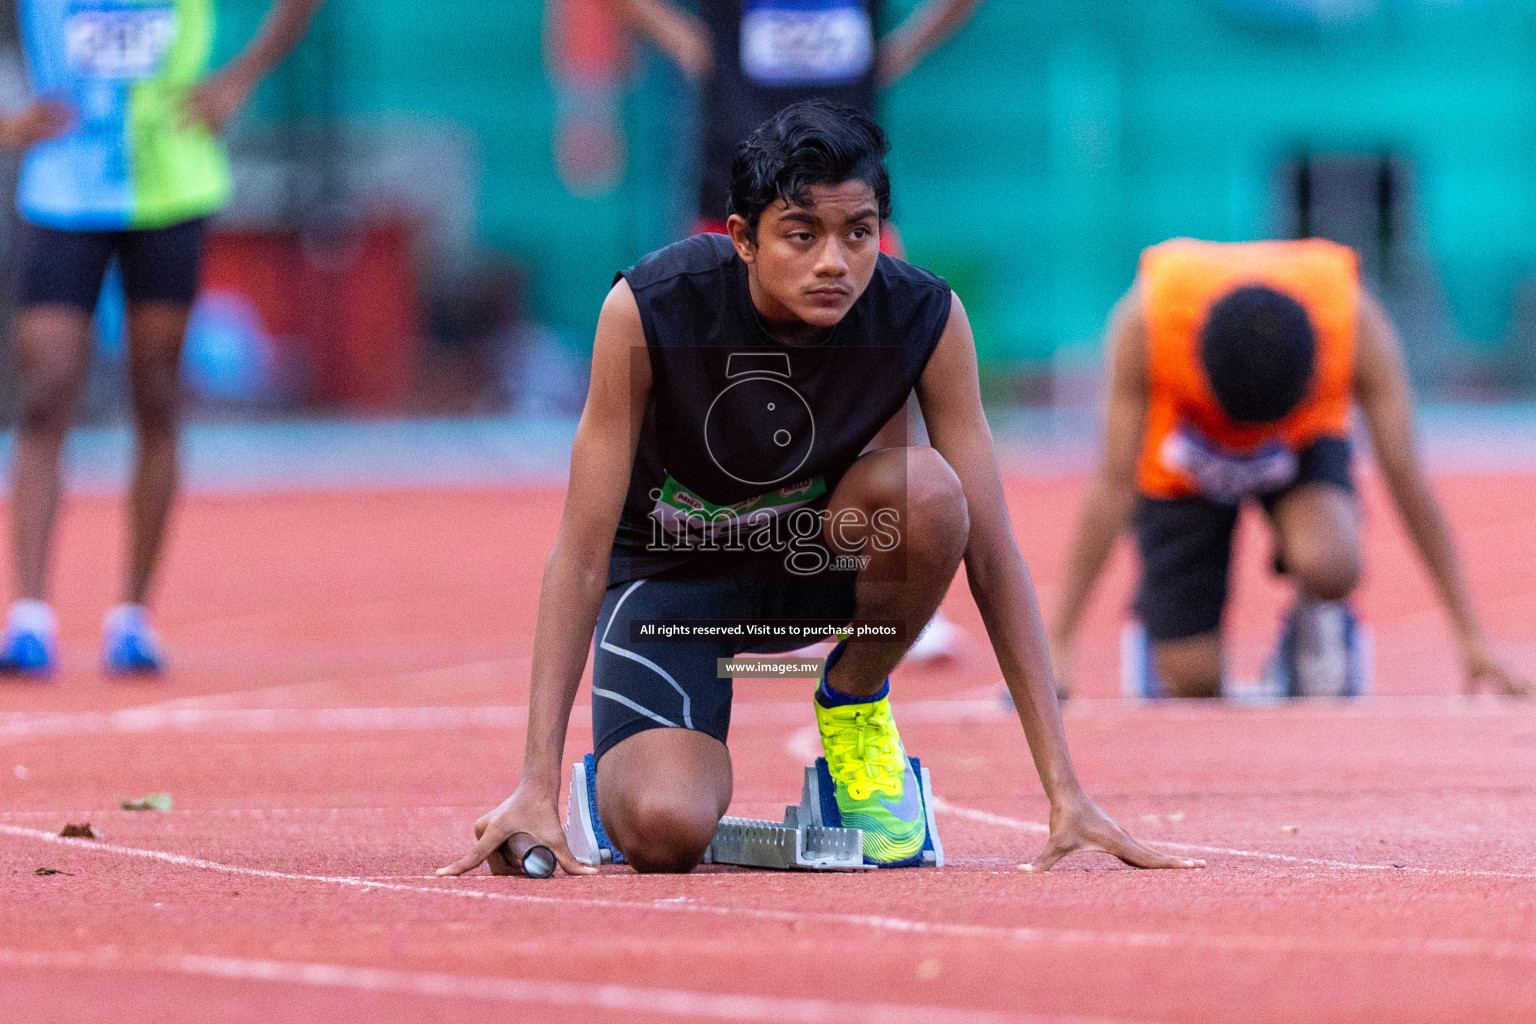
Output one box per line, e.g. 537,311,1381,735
591,555,858,762
17,218,208,312
1133,436,1354,642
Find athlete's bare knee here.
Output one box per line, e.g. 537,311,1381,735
905,446,968,560
17,364,80,436
1274,485,1359,602
606,789,721,873
1285,536,1360,602
129,363,182,437
1155,636,1222,699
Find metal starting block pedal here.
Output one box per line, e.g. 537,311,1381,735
565,753,944,871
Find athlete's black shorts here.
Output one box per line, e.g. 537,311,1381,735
1134,436,1354,642
592,555,858,761
17,218,208,312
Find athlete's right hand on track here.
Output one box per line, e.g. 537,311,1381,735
436,785,597,877
0,100,73,149
1024,792,1204,872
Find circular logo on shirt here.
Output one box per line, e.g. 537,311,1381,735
704,353,816,486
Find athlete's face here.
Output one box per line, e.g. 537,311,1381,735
729,181,881,342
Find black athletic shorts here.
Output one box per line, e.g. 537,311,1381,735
591,555,858,761
17,218,208,312
1134,436,1354,642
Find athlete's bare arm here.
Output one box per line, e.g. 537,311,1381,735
0,101,72,150
877,0,984,86
183,0,326,133
1353,291,1530,696
438,281,653,876
1047,289,1149,698
918,292,1199,870
594,0,714,80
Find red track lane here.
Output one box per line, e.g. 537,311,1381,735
2,475,1535,1022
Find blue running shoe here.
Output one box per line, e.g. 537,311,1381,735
0,600,58,678
103,604,166,676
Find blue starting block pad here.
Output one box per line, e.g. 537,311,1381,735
565,753,944,871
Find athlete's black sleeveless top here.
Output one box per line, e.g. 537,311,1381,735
698,0,882,220
609,232,950,584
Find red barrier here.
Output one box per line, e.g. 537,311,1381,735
201,221,420,410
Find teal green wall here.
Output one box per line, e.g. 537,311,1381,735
218,0,1536,370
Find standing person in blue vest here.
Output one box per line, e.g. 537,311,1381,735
596,0,983,662
595,0,981,230
0,0,322,677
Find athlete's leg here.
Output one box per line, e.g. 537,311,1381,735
1153,632,1223,698
589,574,738,873
867,403,908,451
1261,441,1365,696
1269,482,1360,602
123,302,190,604
821,445,969,696
9,225,115,603
862,402,965,663
11,307,95,600
118,219,204,606
1135,496,1240,699
597,729,732,873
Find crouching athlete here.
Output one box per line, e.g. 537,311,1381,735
439,101,1199,875
1050,238,1529,699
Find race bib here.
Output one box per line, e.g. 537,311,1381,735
1160,423,1298,505
740,1,873,86
65,2,177,81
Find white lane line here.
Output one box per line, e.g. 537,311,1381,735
0,948,1088,1024
0,947,1115,1024
1055,694,1536,720
0,698,1010,745
785,723,820,762
147,656,534,712
10,690,1522,746
0,706,539,744
0,656,537,744
931,798,1536,880
8,824,1536,961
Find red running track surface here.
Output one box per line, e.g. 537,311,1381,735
2,474,1535,1023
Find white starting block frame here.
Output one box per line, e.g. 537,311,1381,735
566,756,944,871
1119,617,1374,701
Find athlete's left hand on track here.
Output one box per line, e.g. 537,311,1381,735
183,71,255,133
1023,793,1204,872
1460,637,1532,697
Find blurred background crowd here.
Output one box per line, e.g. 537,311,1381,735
1,0,1533,423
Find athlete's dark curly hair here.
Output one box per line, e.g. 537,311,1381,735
1200,285,1318,425
729,99,892,242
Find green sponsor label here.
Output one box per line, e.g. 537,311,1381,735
651,474,825,548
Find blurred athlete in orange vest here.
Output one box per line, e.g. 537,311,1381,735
1049,238,1529,700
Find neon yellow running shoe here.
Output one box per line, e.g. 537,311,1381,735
814,691,926,865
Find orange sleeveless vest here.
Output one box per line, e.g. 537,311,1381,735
1135,238,1359,500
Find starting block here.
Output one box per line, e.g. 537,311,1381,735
1120,605,1374,701
565,753,944,871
